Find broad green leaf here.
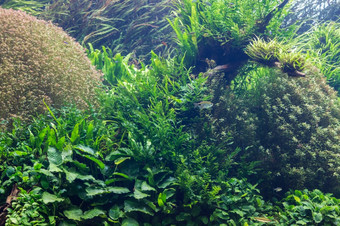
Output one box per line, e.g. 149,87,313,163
48,147,62,166
56,136,66,150
70,123,80,143
64,169,78,183
313,212,323,223
76,145,95,156
62,148,73,162
109,205,121,220
133,189,149,200
294,196,301,203
48,163,63,173
86,187,106,196
82,208,106,220
158,193,166,207
124,200,154,216
141,181,156,192
28,129,35,146
158,177,177,189
107,186,130,194
122,218,139,226
42,192,64,204
38,168,55,177
77,174,95,181
64,208,83,221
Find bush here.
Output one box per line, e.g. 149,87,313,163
0,8,101,128
212,67,340,196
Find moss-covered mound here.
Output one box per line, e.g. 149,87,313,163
0,8,102,128
212,67,340,196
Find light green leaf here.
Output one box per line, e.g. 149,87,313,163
48,147,62,166
64,208,83,221
107,187,130,194
294,196,301,203
86,187,106,196
82,208,106,220
48,163,63,173
114,157,130,165
76,145,95,156
42,192,64,204
122,218,139,226
70,123,80,143
133,189,150,200
64,169,78,183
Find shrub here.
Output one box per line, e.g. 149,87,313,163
0,8,102,129
212,67,340,196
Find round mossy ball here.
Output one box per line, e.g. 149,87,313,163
0,8,102,127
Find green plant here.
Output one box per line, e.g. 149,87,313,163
278,189,340,225
211,66,340,196
278,50,306,73
6,187,50,225
0,8,101,129
39,0,174,60
245,37,285,65
0,0,50,16
307,22,340,91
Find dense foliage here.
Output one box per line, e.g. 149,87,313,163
1,0,340,225
0,8,101,129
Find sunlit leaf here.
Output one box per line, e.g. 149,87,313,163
48,147,62,166
107,186,130,194
64,208,83,221
114,157,131,165
82,208,106,220
134,189,149,199
42,192,64,204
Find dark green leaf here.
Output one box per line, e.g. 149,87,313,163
109,205,121,220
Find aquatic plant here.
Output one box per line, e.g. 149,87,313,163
307,22,340,91
212,66,340,196
278,50,306,73
0,8,101,129
278,189,340,225
39,0,174,60
0,0,49,15
245,37,284,65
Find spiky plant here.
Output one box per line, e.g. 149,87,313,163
278,50,306,73
245,37,285,65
